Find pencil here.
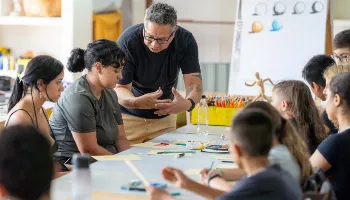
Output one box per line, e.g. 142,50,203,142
209,161,214,171
125,160,150,187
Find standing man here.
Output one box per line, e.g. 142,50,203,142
115,3,203,144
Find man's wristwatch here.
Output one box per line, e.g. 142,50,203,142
187,98,195,112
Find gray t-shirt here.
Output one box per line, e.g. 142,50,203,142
50,75,123,159
268,144,301,183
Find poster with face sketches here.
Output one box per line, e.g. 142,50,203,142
228,0,328,96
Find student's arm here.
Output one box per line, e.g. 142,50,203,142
201,168,246,182
309,135,338,172
115,124,130,152
147,187,176,200
207,177,234,192
60,94,113,155
309,150,332,172
72,131,113,155
162,167,225,200
186,180,226,199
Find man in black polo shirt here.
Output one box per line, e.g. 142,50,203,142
115,3,203,144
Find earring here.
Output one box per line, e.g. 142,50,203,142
40,92,42,99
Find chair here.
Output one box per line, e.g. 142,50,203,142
302,168,336,200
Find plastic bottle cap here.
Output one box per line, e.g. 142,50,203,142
201,95,206,99
72,154,90,169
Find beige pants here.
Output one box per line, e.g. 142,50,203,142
122,114,177,145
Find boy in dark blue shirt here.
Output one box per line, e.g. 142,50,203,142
147,108,301,200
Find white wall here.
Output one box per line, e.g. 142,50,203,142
334,0,350,19
132,0,146,25
131,0,350,63
150,0,236,63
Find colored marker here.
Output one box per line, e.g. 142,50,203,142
170,192,181,196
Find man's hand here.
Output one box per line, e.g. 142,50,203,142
134,88,172,109
154,87,191,116
162,167,192,189
147,186,175,200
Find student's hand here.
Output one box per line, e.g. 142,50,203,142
134,88,172,109
200,168,210,184
162,167,191,189
154,87,191,116
200,168,220,185
147,186,175,200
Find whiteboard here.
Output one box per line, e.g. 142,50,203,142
228,0,328,96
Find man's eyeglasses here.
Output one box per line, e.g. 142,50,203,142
143,27,175,44
331,54,349,63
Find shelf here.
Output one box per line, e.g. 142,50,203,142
0,16,63,26
334,19,350,27
0,70,17,79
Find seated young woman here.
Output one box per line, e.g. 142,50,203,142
49,39,130,164
310,72,350,200
322,64,350,131
199,101,313,192
5,55,67,173
271,80,327,154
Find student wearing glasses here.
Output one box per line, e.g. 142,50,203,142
332,29,350,65
115,3,203,144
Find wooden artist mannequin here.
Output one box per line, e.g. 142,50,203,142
245,72,274,102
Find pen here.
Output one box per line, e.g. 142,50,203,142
221,160,234,163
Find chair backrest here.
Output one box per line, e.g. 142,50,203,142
302,168,336,200
302,192,328,200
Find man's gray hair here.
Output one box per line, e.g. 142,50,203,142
144,3,177,30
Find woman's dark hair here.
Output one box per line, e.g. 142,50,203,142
329,72,350,109
245,101,313,184
8,55,64,112
273,80,327,151
67,39,127,73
